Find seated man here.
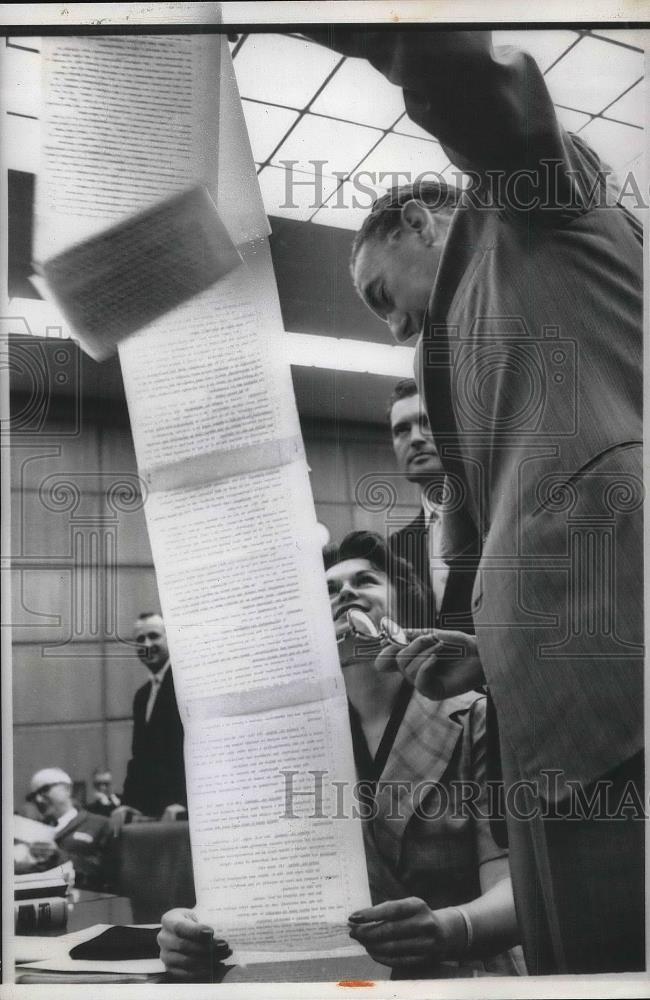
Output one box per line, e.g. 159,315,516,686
26,767,113,891
87,767,121,817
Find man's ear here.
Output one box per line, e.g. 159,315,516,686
400,199,436,246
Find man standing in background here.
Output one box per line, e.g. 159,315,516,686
113,612,187,826
388,378,476,632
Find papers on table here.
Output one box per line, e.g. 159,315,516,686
13,814,57,844
15,864,70,899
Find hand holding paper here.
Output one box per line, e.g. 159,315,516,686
158,909,232,981
348,898,466,968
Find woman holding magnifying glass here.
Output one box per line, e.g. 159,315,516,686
323,531,522,978
158,530,523,979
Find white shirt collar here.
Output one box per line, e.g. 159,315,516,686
54,806,78,832
421,491,443,522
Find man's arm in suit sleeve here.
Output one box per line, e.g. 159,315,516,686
301,29,600,208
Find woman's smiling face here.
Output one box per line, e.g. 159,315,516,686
326,557,396,639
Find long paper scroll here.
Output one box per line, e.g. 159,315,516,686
36,28,371,962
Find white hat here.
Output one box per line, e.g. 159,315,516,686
29,767,73,794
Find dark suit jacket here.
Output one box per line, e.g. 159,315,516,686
390,506,477,633
122,667,187,817
86,792,121,818
55,809,112,891
328,30,643,797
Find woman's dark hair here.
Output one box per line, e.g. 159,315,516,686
323,529,427,628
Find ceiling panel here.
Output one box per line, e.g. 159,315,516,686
392,113,442,143
240,100,300,164
577,118,645,177
310,57,406,129
272,113,383,179
232,33,342,108
603,81,645,127
355,133,451,189
555,106,592,133
492,29,579,72
587,29,646,50
544,34,644,114
258,164,339,221
311,180,387,230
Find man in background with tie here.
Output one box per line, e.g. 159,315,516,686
112,612,187,827
388,379,476,633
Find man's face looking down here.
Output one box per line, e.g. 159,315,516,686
352,200,448,344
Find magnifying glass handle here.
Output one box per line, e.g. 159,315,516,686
380,616,409,647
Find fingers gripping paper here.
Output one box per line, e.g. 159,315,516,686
38,31,371,961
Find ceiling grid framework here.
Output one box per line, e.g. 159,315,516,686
4,29,645,225
2,27,647,421
227,29,645,226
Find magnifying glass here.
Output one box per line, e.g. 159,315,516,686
347,608,381,640
379,616,409,647
337,609,410,648
336,608,381,650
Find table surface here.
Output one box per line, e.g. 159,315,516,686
15,892,388,984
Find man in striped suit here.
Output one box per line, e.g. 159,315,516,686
305,27,644,975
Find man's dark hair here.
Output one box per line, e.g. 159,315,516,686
323,529,427,628
137,611,161,620
350,180,461,273
386,377,418,422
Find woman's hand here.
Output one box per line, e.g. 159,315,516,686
374,629,485,699
157,908,231,981
348,898,466,968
